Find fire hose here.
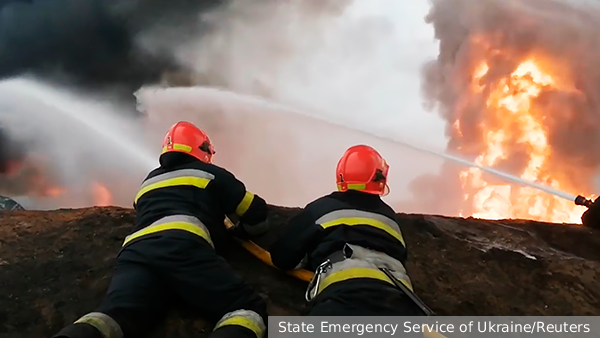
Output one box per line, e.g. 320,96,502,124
223,217,447,338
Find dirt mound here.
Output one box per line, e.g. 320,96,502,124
1,207,599,337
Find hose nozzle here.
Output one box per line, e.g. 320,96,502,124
575,195,593,208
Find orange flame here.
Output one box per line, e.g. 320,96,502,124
92,182,113,207
458,57,589,223
44,187,66,198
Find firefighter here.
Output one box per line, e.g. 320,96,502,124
53,121,269,338
269,144,432,316
580,196,600,229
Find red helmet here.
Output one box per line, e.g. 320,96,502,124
161,121,215,163
336,145,389,196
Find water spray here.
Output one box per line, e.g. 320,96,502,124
167,86,586,207
361,134,584,205
383,139,580,202
1,78,156,170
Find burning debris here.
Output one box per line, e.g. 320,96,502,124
0,194,24,211
0,146,116,208
416,0,600,223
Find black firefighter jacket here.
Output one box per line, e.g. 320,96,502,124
129,152,268,253
269,190,407,272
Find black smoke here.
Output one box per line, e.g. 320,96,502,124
0,0,227,180
0,0,225,92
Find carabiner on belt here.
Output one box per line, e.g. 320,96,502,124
305,259,332,302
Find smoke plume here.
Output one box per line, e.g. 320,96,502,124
136,0,445,208
0,0,227,91
0,77,156,209
409,0,600,222
0,0,225,201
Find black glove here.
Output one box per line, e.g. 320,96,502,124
228,220,270,240
228,221,252,240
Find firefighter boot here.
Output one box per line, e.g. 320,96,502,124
211,309,267,338
52,312,123,338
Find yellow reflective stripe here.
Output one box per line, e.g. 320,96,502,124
320,217,405,247
162,143,193,153
75,317,113,338
337,183,367,191
74,312,123,338
318,267,413,294
214,317,263,338
122,221,213,248
134,176,210,204
235,191,255,216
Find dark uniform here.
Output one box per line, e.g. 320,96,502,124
270,190,425,316
54,152,268,338
582,196,600,229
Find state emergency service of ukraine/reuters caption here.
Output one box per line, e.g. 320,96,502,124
275,319,593,336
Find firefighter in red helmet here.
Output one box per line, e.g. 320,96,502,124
270,144,433,316
53,121,269,338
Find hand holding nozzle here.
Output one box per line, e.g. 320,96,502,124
575,195,594,208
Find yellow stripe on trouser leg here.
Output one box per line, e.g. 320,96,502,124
74,312,123,338
236,191,255,216
214,309,266,338
316,267,413,295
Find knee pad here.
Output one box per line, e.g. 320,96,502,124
71,312,123,338
213,309,266,338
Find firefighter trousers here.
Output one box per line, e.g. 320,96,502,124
52,234,267,338
306,243,426,317
308,278,424,316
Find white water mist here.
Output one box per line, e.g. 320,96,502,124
0,76,155,209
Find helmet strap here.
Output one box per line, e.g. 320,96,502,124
373,169,386,182
199,141,215,155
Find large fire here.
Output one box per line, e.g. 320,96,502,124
92,182,113,207
0,157,114,208
417,0,600,225
455,54,588,223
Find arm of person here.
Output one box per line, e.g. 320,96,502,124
212,168,268,236
270,209,322,271
582,199,600,229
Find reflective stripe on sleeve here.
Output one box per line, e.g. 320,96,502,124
235,191,255,216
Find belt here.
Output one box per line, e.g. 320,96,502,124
326,250,347,264
122,215,214,249
305,249,400,301
305,246,435,316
